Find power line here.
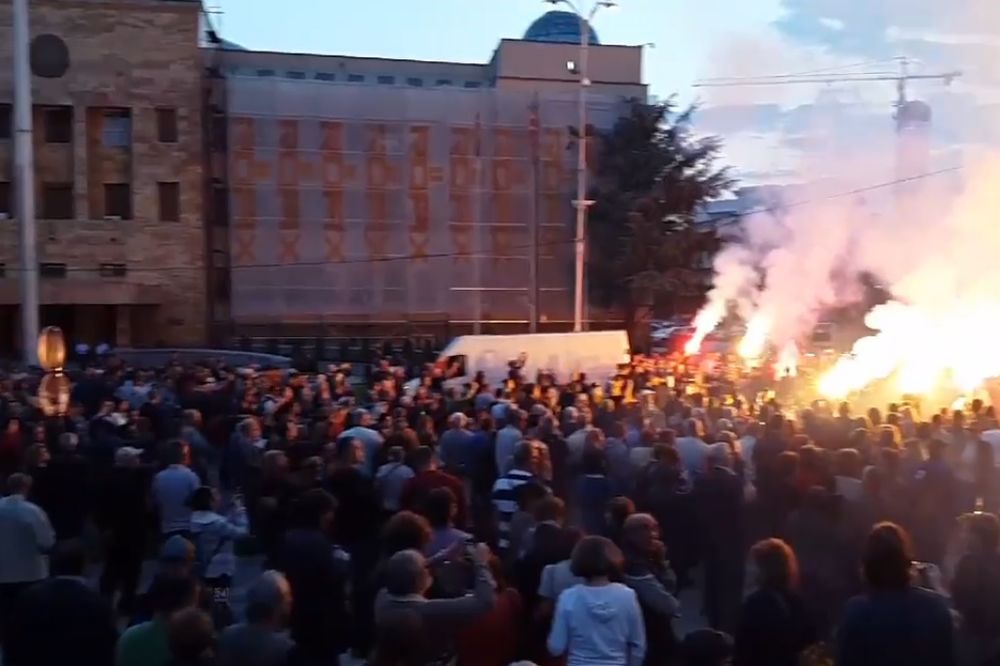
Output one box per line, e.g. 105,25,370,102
1,165,963,274
697,59,894,84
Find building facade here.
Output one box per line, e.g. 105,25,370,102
0,5,645,354
0,0,207,354
205,11,646,341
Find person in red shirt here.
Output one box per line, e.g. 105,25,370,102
455,557,524,666
401,446,468,529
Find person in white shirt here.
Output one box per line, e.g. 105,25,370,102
0,474,56,628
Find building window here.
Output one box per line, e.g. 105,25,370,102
407,77,424,87
377,75,395,85
285,71,306,80
158,182,180,221
0,104,9,140
435,79,453,87
313,72,335,81
102,109,131,148
156,107,178,143
464,81,482,89
212,184,229,227
0,181,9,217
103,183,131,220
40,263,67,279
211,112,227,151
40,182,74,220
256,69,275,77
347,74,365,83
43,106,73,144
99,263,127,278
0,264,5,278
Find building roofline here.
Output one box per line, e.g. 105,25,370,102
498,37,644,50
214,47,488,68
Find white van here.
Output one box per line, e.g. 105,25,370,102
416,331,631,392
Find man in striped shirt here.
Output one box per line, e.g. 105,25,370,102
491,441,539,554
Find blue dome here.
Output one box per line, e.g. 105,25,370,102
524,10,600,45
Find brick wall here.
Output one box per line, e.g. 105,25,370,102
0,0,207,346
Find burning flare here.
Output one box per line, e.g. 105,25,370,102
818,299,1000,400
685,302,725,356
774,341,799,378
738,313,772,360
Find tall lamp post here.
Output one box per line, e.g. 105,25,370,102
544,0,617,332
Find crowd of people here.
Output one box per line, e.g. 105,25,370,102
0,349,999,666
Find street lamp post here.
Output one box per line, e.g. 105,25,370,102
12,0,39,365
545,0,617,332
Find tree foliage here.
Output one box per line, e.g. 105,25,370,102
586,98,733,335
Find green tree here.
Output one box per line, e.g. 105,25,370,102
587,98,733,343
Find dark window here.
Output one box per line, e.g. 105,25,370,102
256,69,275,77
156,107,178,143
347,74,365,83
40,262,67,279
104,183,131,220
0,181,9,216
212,184,229,227
99,263,127,277
314,72,336,81
211,112,227,151
0,104,9,139
40,182,74,220
436,79,453,87
377,75,395,85
102,109,131,148
158,182,180,222
0,264,5,278
285,71,306,80
407,77,424,87
464,81,482,89
43,106,72,143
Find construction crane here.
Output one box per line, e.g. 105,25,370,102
694,57,962,134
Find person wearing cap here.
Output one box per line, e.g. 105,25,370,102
97,445,151,615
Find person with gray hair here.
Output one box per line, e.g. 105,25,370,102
217,570,294,666
374,545,496,649
438,411,474,475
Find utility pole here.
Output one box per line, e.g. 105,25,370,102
13,0,39,365
529,94,540,333
548,0,616,331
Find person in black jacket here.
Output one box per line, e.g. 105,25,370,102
695,443,745,634
30,431,91,545
951,512,1000,665
4,544,119,666
274,488,351,665
836,522,955,666
96,446,151,614
734,538,817,666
